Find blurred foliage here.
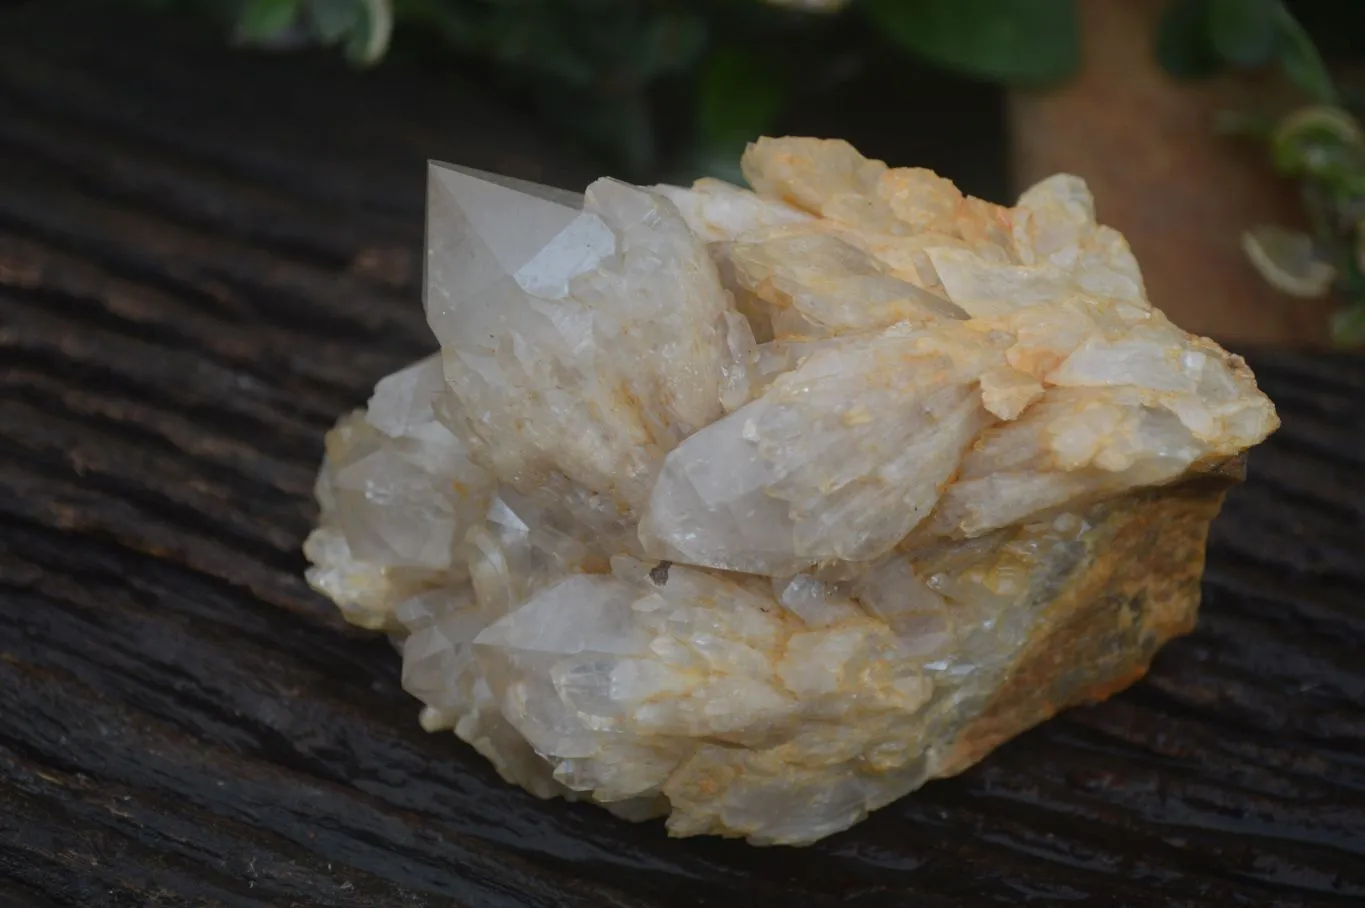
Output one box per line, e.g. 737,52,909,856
129,0,1084,178
129,0,1365,342
1158,0,1365,344
865,0,1077,86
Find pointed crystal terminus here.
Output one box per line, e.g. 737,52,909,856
305,137,1278,845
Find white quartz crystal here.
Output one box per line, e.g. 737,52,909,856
305,138,1278,845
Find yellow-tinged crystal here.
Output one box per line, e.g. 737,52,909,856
304,137,1277,845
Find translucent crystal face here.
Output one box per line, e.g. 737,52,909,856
305,137,1278,845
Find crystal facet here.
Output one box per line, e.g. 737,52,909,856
305,137,1278,845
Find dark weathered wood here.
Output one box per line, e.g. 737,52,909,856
1,3,1363,906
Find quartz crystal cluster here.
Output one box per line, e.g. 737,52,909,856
304,138,1278,845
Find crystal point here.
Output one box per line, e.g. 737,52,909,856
307,138,1278,846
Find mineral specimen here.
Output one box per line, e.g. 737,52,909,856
304,137,1278,845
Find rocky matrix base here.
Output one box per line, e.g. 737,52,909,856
303,137,1279,845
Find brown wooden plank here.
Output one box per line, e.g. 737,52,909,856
1,2,1363,906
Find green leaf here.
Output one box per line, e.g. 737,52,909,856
1271,105,1363,180
1155,0,1222,80
1206,0,1279,68
310,0,359,43
1330,304,1365,346
865,0,1079,87
697,48,786,152
236,0,304,42
1241,224,1337,298
1270,3,1338,105
343,0,393,65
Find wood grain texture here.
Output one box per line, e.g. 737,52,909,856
1,3,1364,906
